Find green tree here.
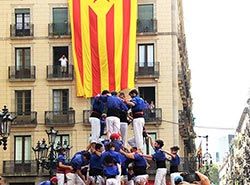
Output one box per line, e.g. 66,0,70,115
199,164,219,185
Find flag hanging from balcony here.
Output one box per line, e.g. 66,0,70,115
68,0,137,97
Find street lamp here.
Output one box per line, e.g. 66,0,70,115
32,127,71,177
0,105,15,150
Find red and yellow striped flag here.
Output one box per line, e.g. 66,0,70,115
68,0,137,97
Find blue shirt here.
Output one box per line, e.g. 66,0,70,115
101,150,121,165
171,154,180,166
39,181,51,185
70,151,88,170
131,96,147,113
92,95,107,113
133,153,147,167
103,165,119,177
107,95,128,111
152,149,166,161
111,140,123,152
90,153,103,170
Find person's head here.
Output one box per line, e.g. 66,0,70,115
111,91,118,96
105,142,115,151
103,154,115,165
181,172,201,183
50,176,58,185
110,133,120,141
90,140,97,148
101,90,110,95
119,92,125,99
82,150,91,161
95,143,104,152
174,175,183,185
131,146,138,153
171,146,180,154
154,139,164,149
129,89,138,98
62,55,65,58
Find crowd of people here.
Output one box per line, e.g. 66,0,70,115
39,89,210,185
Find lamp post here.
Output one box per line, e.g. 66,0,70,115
0,105,15,150
198,135,212,176
33,127,71,177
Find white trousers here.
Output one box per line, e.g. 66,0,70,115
89,117,100,142
134,174,148,185
106,178,119,185
120,122,128,146
56,173,65,185
106,116,120,138
128,118,145,150
66,173,85,185
154,168,167,185
89,175,105,185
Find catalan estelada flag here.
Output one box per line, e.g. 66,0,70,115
68,0,137,97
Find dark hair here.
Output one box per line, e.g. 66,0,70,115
95,143,103,150
155,140,164,148
171,146,180,151
103,155,115,165
129,89,138,96
181,172,200,183
119,92,125,97
111,91,118,96
82,151,91,160
101,90,110,95
105,142,115,151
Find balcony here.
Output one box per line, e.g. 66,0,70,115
45,110,75,126
8,66,36,81
47,64,74,81
144,108,162,125
137,19,157,34
135,62,159,78
10,24,34,38
48,23,71,38
10,112,37,127
2,160,38,177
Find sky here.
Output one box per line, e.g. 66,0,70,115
183,0,250,159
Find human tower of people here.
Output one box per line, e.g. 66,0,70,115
40,89,181,185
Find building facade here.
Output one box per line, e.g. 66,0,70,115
219,100,250,185
0,0,195,184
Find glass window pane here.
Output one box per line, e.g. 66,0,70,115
16,14,23,30
138,5,153,20
53,90,61,111
16,49,23,69
147,45,154,67
24,136,31,161
24,14,30,29
15,137,23,161
53,8,68,34
62,135,69,145
139,45,145,67
24,48,30,67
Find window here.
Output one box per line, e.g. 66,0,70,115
143,132,156,155
55,134,69,146
138,4,153,20
53,46,68,66
53,89,69,112
15,136,31,161
138,44,154,67
138,4,154,32
15,48,31,70
138,87,155,105
15,8,30,36
15,90,31,114
53,7,68,35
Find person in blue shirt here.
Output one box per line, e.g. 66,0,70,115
120,147,148,185
67,150,91,185
39,176,58,185
127,89,147,150
106,91,128,139
141,138,168,185
89,90,109,142
165,146,180,173
103,155,119,185
89,143,105,185
56,148,73,185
